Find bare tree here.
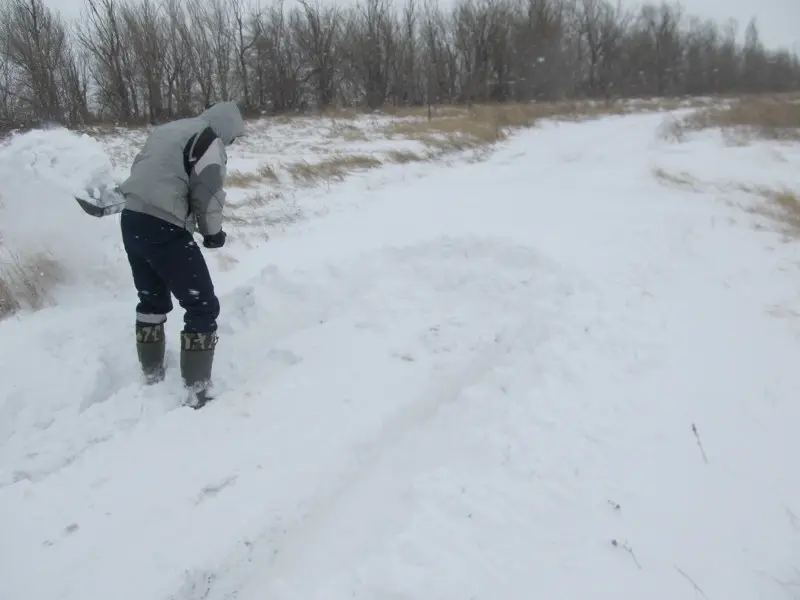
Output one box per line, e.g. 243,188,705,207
230,0,256,111
292,0,341,110
1,0,798,124
420,0,457,106
341,0,397,109
162,0,193,116
576,0,630,98
0,17,22,124
59,37,91,124
76,0,138,121
1,0,71,123
122,0,168,123
507,0,569,101
741,17,766,93
630,2,686,96
207,0,233,101
388,0,422,106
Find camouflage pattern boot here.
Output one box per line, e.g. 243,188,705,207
180,331,218,409
136,322,166,384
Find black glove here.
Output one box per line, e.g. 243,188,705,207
203,230,227,248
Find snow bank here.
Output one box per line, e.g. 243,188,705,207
0,127,127,313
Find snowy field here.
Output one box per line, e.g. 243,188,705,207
1,105,800,600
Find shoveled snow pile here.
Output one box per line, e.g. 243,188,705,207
0,127,126,311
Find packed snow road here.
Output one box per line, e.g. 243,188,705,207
2,112,800,600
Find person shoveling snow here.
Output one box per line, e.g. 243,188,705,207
113,101,245,408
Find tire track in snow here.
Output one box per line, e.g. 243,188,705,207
162,236,579,600
2,233,577,600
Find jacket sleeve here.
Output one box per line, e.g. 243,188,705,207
187,126,227,236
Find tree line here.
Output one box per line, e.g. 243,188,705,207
1,0,799,129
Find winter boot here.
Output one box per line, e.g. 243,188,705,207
136,322,166,384
180,331,218,409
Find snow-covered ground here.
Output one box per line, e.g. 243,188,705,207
2,107,800,600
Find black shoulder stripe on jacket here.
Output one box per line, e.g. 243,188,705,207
182,126,219,176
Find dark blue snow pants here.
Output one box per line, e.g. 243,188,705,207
120,209,220,333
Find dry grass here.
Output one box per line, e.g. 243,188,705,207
650,164,800,238
386,115,505,151
226,169,264,188
257,163,280,183
0,250,63,318
738,184,800,234
663,95,800,143
242,189,284,207
225,190,284,224
287,154,383,185
279,98,715,151
386,149,426,164
237,99,717,195
381,99,692,154
327,122,369,142
311,97,707,124
226,163,281,187
651,168,800,237
651,167,705,192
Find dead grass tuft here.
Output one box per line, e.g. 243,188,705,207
651,167,800,234
257,163,280,183
225,192,302,234
287,154,383,185
227,164,281,187
738,184,800,234
242,189,284,208
651,167,705,192
225,190,286,226
0,250,63,317
664,95,800,143
386,149,426,164
226,170,264,188
386,114,505,151
326,122,369,142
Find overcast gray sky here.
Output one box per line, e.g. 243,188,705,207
43,0,799,52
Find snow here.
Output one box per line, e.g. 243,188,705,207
0,126,127,305
2,109,800,600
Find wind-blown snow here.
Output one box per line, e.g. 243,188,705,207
0,127,125,305
1,111,800,600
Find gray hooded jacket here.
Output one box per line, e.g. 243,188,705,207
119,102,245,236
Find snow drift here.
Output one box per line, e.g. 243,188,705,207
0,127,127,314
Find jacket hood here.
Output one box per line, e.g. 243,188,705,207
199,102,245,145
